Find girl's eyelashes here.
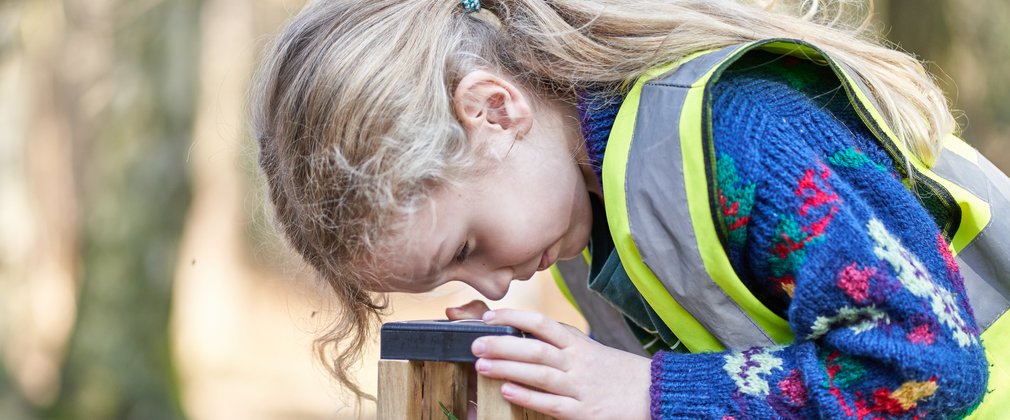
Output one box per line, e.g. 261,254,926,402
454,242,470,264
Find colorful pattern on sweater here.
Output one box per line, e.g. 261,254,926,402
868,218,978,347
836,263,877,303
577,50,986,419
766,164,839,298
724,347,785,397
807,305,890,339
821,350,938,418
828,147,890,174
717,154,755,249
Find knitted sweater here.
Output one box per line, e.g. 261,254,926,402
577,53,989,419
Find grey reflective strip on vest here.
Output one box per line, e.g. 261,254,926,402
553,258,648,356
833,59,1010,330
624,44,777,349
932,149,1010,329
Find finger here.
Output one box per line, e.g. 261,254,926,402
499,381,577,420
445,299,491,320
483,309,576,349
475,358,570,397
558,322,586,336
472,335,567,370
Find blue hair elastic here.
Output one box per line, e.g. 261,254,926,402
461,0,480,13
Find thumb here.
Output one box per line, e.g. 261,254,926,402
445,299,491,320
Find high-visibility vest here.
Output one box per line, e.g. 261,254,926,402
551,38,1010,416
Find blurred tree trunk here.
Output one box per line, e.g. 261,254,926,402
883,0,1010,171
0,0,81,416
40,0,200,418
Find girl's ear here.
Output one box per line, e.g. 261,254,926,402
453,70,533,138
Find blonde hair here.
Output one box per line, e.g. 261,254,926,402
252,0,954,400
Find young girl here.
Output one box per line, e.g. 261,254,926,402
253,0,1006,418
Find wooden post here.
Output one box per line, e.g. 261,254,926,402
377,360,469,419
377,360,420,419
477,375,552,420
378,359,552,419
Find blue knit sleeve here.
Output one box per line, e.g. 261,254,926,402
648,71,988,419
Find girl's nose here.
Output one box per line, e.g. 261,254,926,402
458,265,514,300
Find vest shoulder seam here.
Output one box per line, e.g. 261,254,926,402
643,81,692,89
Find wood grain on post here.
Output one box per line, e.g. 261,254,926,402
420,361,469,419
476,375,552,420
378,360,470,419
378,360,420,419
379,359,552,419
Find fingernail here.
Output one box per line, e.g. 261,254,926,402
472,339,485,356
500,382,515,398
482,311,495,322
475,358,490,373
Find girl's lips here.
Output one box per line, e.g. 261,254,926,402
537,248,555,271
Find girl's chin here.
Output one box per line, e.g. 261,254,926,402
558,239,588,261
561,225,593,260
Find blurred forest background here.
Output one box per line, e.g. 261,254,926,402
0,0,1008,419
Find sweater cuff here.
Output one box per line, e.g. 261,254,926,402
650,350,736,419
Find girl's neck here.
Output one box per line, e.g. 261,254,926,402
579,147,603,200
556,96,604,200
535,93,603,201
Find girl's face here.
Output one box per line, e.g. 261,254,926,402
372,71,595,300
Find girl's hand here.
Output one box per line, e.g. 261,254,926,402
445,299,491,320
473,309,651,420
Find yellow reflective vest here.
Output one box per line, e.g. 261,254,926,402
552,39,1010,416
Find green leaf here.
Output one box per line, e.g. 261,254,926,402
439,401,459,420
